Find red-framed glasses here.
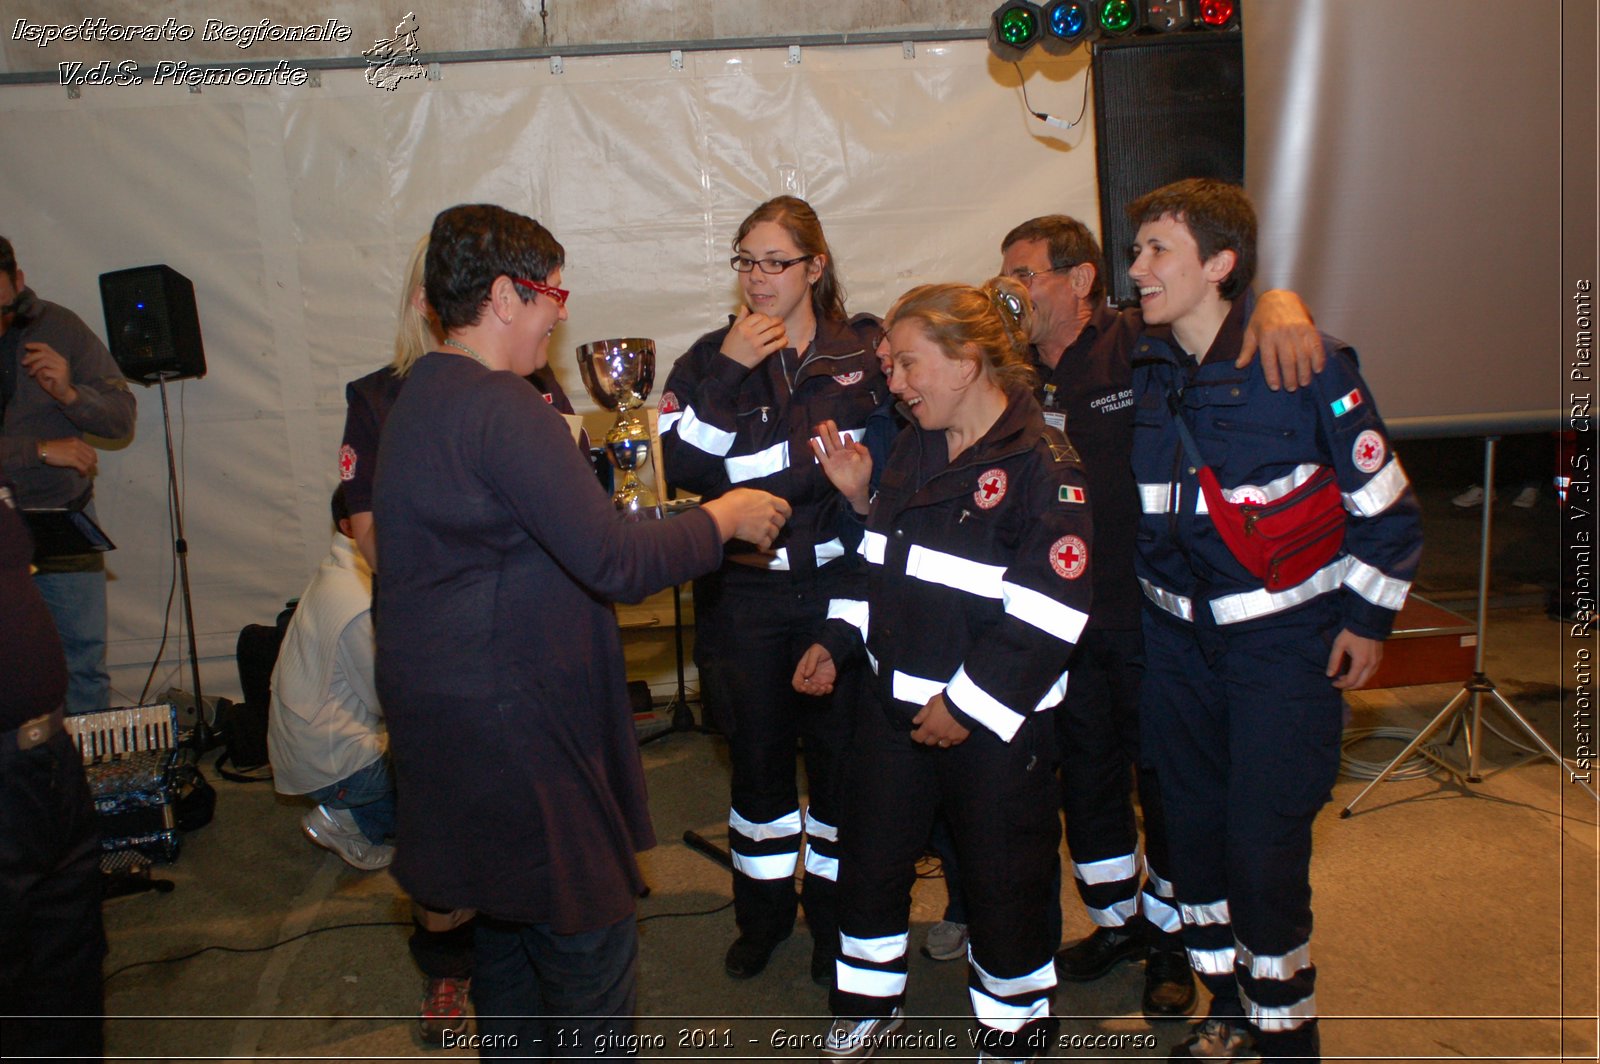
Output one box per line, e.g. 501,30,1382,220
512,277,570,307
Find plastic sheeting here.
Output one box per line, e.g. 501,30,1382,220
0,39,1095,699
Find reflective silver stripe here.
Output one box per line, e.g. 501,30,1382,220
1236,939,1312,981
1142,893,1182,934
904,544,1006,598
860,530,887,565
726,439,789,483
1181,899,1232,927
865,648,879,674
1250,462,1323,503
841,931,908,964
1085,895,1140,927
1146,866,1175,898
946,666,1026,742
827,598,870,639
1343,457,1409,516
815,537,847,565
891,669,946,708
1208,557,1352,625
1187,945,1237,975
808,426,864,456
968,986,1052,1032
972,955,1057,999
803,810,838,843
657,409,682,434
837,962,907,998
1343,557,1411,610
729,807,802,843
1073,850,1139,886
675,406,736,456
803,848,839,881
731,851,799,880
1242,987,1318,1032
1032,670,1070,712
1140,577,1195,622
1002,580,1089,644
1140,482,1198,515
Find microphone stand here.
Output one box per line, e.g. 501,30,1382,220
157,372,210,753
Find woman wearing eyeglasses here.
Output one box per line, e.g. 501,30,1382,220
659,196,887,986
372,203,790,1056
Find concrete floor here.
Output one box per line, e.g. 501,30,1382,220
95,440,1600,1062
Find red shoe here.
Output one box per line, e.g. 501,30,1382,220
417,976,471,1045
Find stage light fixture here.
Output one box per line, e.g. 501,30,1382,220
1144,0,1194,32
1039,0,1093,55
1195,0,1239,29
989,1,1045,62
1095,0,1141,38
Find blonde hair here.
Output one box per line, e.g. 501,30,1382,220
885,279,1038,394
390,234,439,377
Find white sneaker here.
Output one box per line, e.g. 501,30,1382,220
303,804,394,871
821,1008,904,1059
1452,485,1493,508
1512,484,1540,509
922,920,969,961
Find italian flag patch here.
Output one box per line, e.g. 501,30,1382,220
1330,389,1364,417
1058,484,1087,504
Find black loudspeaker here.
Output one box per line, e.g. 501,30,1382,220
1092,34,1245,305
98,264,206,385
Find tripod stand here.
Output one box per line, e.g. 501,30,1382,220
1342,436,1598,816
156,372,211,753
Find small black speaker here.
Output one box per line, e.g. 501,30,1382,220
1092,34,1245,305
98,264,206,385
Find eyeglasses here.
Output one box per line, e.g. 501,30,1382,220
730,254,814,275
1008,264,1077,284
512,277,570,307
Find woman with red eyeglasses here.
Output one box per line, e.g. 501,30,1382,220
659,196,888,987
371,203,790,1056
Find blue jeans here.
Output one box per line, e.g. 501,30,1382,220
472,912,638,1058
33,570,110,715
306,754,396,843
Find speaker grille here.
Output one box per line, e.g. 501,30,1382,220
1093,35,1245,305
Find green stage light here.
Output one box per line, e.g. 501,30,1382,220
1096,0,1140,37
989,2,1045,62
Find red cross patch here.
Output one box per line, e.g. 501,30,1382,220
338,444,357,482
832,371,863,386
1051,535,1088,580
1352,429,1386,474
659,390,680,415
1228,485,1267,505
974,468,1008,509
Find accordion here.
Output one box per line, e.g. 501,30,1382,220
63,703,183,861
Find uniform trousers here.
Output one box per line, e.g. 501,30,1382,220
1055,626,1180,946
695,562,856,951
0,725,106,1063
1139,609,1342,1063
833,689,1060,1054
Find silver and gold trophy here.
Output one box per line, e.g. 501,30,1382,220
576,337,662,520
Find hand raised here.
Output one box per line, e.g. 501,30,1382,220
719,305,789,369
810,419,872,515
702,488,792,549
22,343,79,405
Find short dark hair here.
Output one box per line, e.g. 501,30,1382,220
424,204,565,331
0,236,16,280
1126,178,1256,301
331,484,350,528
1000,215,1105,303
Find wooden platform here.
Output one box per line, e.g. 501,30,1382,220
1368,595,1478,689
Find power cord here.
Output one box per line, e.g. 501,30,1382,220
103,919,412,985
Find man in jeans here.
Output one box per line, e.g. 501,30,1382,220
0,235,137,714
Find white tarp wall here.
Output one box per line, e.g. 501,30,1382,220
0,39,1095,703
